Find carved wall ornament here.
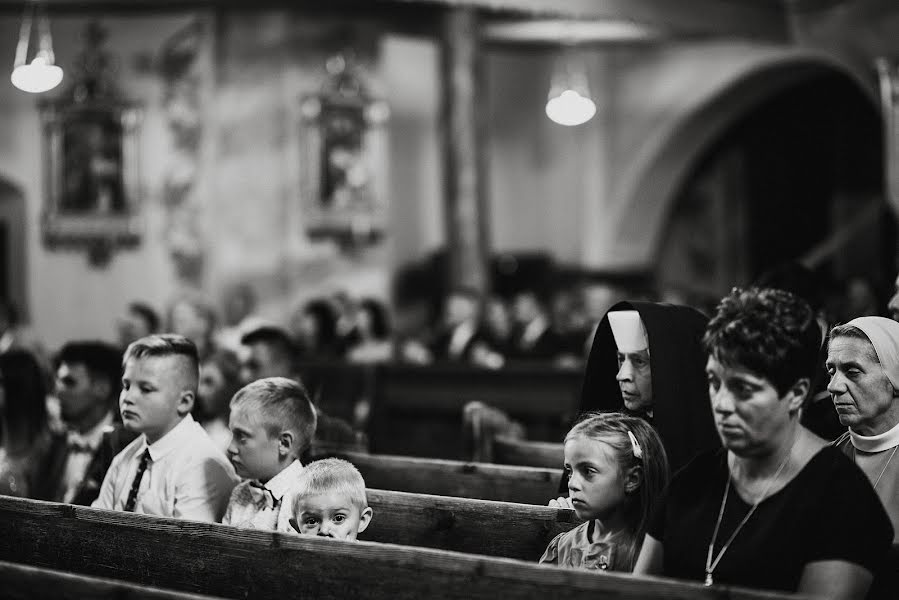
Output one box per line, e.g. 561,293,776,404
299,51,389,251
39,20,143,267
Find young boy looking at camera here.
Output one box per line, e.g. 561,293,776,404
222,377,317,531
92,335,238,522
288,458,373,541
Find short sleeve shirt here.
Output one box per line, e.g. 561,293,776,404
649,446,893,592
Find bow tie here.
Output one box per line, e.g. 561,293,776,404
248,480,280,509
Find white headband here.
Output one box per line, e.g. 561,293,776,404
845,316,899,390
608,310,649,354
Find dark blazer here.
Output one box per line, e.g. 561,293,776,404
32,423,137,506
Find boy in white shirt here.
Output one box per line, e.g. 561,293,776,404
222,377,317,531
92,335,238,521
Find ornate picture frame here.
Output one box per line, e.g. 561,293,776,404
39,21,143,265
299,53,389,249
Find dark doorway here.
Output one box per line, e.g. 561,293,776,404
658,72,891,315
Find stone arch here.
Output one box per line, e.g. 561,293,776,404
603,49,878,270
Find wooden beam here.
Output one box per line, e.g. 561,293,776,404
0,0,787,42
440,7,491,295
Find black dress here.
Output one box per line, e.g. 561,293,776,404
649,446,892,593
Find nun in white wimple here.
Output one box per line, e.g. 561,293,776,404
829,316,899,542
608,311,652,416
580,301,718,473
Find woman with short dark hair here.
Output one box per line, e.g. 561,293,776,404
634,287,891,599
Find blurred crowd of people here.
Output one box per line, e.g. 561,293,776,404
0,261,893,500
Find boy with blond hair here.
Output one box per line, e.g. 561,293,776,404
93,335,238,521
222,377,317,531
287,458,373,540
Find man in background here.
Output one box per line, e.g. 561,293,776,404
34,341,136,505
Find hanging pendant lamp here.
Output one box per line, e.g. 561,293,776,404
11,0,63,94
545,50,596,127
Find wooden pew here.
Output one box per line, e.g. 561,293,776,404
0,560,225,600
0,496,798,600
293,361,583,459
364,489,575,560
297,361,375,427
371,362,582,458
330,451,562,505
493,436,565,469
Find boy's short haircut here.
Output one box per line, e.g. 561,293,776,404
293,458,367,513
124,334,200,387
230,377,317,453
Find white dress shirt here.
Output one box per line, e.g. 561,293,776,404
222,459,303,532
61,412,114,503
92,414,239,522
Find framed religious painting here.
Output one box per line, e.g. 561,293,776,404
39,21,143,266
299,52,389,249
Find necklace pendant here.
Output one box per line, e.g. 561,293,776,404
705,573,714,586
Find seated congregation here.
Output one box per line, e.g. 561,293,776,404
2,285,899,599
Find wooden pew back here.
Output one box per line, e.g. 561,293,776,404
0,560,225,600
335,451,562,505
363,489,575,560
371,363,582,458
0,496,799,600
493,435,565,469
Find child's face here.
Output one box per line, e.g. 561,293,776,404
292,492,372,540
227,406,283,482
120,356,192,444
564,436,633,523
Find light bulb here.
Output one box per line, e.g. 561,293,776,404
545,89,596,126
11,53,63,93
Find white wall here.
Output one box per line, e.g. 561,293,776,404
0,15,193,348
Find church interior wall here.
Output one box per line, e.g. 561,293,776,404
0,4,898,348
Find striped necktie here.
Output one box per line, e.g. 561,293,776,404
124,449,151,512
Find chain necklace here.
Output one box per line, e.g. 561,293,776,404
704,441,796,587
854,444,899,490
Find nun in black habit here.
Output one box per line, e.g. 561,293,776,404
579,301,720,472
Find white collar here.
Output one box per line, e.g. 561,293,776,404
144,414,198,461
259,459,303,500
850,420,899,453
